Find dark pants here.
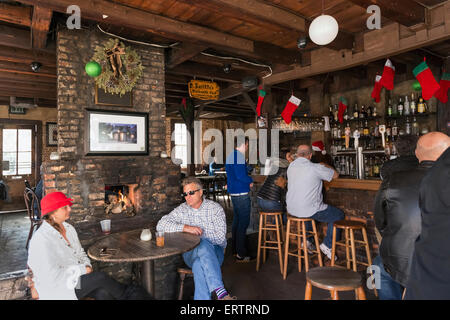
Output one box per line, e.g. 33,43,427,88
257,197,286,224
373,255,404,300
75,271,152,300
231,194,251,257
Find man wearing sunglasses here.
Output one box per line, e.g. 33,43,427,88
156,177,235,300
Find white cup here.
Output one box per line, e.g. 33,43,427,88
140,229,152,241
100,219,111,234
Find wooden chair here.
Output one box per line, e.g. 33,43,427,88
24,185,42,250
283,215,323,279
177,267,193,300
256,211,285,274
305,266,366,300
330,219,377,296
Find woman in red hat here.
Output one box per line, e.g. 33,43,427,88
27,191,152,300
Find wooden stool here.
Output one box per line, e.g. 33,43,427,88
305,266,366,300
330,219,377,297
283,215,323,279
177,267,193,300
256,211,285,274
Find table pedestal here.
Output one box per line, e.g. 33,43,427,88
141,260,155,297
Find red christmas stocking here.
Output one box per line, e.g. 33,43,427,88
371,75,382,103
338,97,348,124
281,95,301,124
434,73,450,103
413,59,440,100
380,59,395,90
256,87,266,116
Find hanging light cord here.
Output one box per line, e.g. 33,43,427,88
200,52,273,79
96,24,179,48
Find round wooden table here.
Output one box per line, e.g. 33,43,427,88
87,230,200,297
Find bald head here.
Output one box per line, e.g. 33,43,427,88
297,145,313,159
415,132,450,162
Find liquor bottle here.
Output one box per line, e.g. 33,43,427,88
344,106,349,121
405,117,412,135
329,105,334,122
412,117,419,135
367,106,373,118
392,120,398,137
372,106,377,117
363,120,369,136
404,95,410,115
332,123,338,138
386,120,392,138
387,99,392,117
369,157,374,177
373,158,380,177
337,124,342,139
364,157,370,178
397,97,403,116
360,105,366,119
353,103,359,119
410,93,416,115
374,121,380,137
417,97,425,114
334,104,339,122
359,121,364,134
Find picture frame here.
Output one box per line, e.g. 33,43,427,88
95,85,133,107
46,122,58,146
85,109,148,156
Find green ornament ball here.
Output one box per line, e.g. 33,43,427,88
412,80,421,91
85,61,102,77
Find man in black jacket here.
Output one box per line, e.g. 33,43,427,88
373,132,449,300
405,137,450,300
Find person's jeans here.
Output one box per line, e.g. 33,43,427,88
257,197,286,224
231,194,251,257
75,271,127,300
306,205,344,248
182,239,225,300
373,255,404,300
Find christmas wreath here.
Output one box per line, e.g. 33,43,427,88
92,38,144,96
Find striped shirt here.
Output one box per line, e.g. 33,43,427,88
156,198,227,248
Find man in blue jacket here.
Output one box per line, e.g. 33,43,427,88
226,136,253,262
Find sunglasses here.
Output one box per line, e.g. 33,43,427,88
182,189,201,197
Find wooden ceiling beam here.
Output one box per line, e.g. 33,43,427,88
0,80,55,92
0,71,56,84
347,0,426,27
0,25,31,50
31,6,53,49
167,61,247,83
0,88,56,100
0,45,56,66
0,60,56,78
167,43,207,69
0,3,32,27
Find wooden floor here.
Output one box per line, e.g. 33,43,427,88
0,211,29,275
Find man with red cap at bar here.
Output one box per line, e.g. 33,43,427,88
311,140,335,168
27,191,152,300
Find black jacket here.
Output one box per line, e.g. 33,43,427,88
405,147,450,299
374,160,434,287
257,158,289,202
380,155,418,181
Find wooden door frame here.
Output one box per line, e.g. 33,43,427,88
0,119,42,183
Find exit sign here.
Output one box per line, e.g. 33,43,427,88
9,106,26,114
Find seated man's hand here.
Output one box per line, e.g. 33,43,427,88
183,225,203,236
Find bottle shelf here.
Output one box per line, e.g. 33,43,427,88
385,112,436,119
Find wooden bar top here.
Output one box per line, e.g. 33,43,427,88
251,175,381,191
324,178,381,191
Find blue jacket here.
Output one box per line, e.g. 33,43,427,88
225,150,253,194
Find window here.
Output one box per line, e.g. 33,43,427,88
2,129,32,176
174,123,187,168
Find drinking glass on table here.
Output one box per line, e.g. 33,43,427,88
156,231,165,247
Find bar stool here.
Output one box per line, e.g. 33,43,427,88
305,266,366,300
283,215,323,279
256,211,285,274
330,219,377,296
177,267,193,300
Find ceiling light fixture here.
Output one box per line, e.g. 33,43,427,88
297,37,307,49
30,61,42,72
223,64,232,73
308,0,339,46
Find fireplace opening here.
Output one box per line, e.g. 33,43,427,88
104,184,137,216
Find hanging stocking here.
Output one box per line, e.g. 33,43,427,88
413,58,440,100
281,95,301,124
380,59,395,90
371,75,382,103
434,73,450,103
338,97,348,124
256,87,266,116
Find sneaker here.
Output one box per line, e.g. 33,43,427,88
219,294,237,300
320,243,337,261
235,254,251,263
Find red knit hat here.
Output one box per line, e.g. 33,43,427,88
312,141,326,155
40,192,73,216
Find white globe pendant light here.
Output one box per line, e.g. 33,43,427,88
308,15,339,46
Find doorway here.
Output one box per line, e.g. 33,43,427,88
0,120,42,211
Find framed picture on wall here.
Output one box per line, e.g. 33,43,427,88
46,122,58,146
85,109,148,156
94,85,133,107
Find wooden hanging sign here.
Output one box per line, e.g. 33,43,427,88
188,80,220,100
